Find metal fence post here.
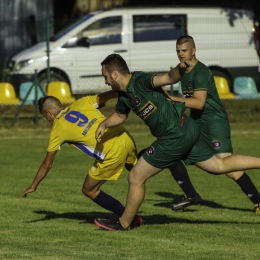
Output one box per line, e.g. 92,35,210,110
11,70,45,126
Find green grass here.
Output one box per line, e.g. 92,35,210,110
1,120,260,260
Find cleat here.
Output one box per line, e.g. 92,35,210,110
94,218,130,231
254,203,260,214
172,193,202,211
132,215,143,226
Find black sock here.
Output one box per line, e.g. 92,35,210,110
236,172,260,204
169,160,197,198
93,190,125,216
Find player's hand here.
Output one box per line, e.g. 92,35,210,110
22,186,36,197
95,123,106,143
179,60,193,69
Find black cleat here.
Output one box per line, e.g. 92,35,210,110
172,193,202,211
94,218,130,231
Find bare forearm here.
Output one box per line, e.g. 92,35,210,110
95,112,127,142
169,95,200,109
167,65,185,84
23,151,56,197
153,62,191,87
30,163,51,189
102,112,127,127
97,90,118,106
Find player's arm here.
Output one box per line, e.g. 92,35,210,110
96,90,118,107
95,111,127,142
22,151,57,197
153,61,193,87
165,89,207,110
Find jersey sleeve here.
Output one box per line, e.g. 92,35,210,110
47,131,62,152
193,68,211,91
116,93,131,114
136,72,155,92
77,95,99,108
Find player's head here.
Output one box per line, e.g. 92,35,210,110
101,54,130,92
176,35,196,62
38,96,63,124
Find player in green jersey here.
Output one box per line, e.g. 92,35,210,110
165,35,260,214
94,54,260,231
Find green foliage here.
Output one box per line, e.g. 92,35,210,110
1,122,260,260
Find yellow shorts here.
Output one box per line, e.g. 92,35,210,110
88,131,137,181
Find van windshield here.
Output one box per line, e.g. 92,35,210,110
50,13,95,41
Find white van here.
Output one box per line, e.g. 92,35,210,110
8,6,260,94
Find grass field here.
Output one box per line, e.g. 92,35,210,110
1,117,260,260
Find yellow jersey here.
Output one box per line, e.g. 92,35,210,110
47,95,125,161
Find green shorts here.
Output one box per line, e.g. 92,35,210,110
142,116,214,168
199,120,233,154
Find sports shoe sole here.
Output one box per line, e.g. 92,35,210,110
94,219,116,231
94,219,129,231
172,194,202,211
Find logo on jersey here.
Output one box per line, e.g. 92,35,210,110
212,140,222,149
188,80,193,89
135,101,157,120
146,146,155,156
133,95,141,106
182,80,194,97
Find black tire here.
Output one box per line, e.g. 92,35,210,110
38,71,69,94
210,69,233,92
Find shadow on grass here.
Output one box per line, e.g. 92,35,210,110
25,209,257,226
26,210,114,224
154,191,253,213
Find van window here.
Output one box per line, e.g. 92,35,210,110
133,14,187,42
63,16,122,48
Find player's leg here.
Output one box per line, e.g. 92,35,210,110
94,157,162,230
195,154,260,174
82,175,126,216
169,116,213,211
119,156,162,229
83,134,132,216
217,152,260,213
169,160,202,211
138,146,201,211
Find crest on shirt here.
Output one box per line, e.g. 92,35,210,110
146,146,155,156
188,80,193,89
133,95,141,106
212,140,222,149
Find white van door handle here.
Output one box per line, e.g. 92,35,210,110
114,49,127,53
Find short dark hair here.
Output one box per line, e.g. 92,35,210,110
101,54,130,75
177,35,196,48
38,96,62,113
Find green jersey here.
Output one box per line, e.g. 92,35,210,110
116,71,186,138
181,60,228,124
181,60,232,153
115,71,214,168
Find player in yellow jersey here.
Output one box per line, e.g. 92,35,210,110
22,90,142,226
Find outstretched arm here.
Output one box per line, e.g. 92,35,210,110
153,61,193,87
163,87,207,111
95,111,127,142
97,90,118,107
22,151,57,197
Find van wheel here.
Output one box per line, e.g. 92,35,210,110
38,72,70,94
210,69,233,92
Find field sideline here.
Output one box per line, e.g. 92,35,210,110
1,121,260,260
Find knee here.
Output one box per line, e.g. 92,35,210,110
226,171,243,180
128,170,143,186
82,186,95,200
